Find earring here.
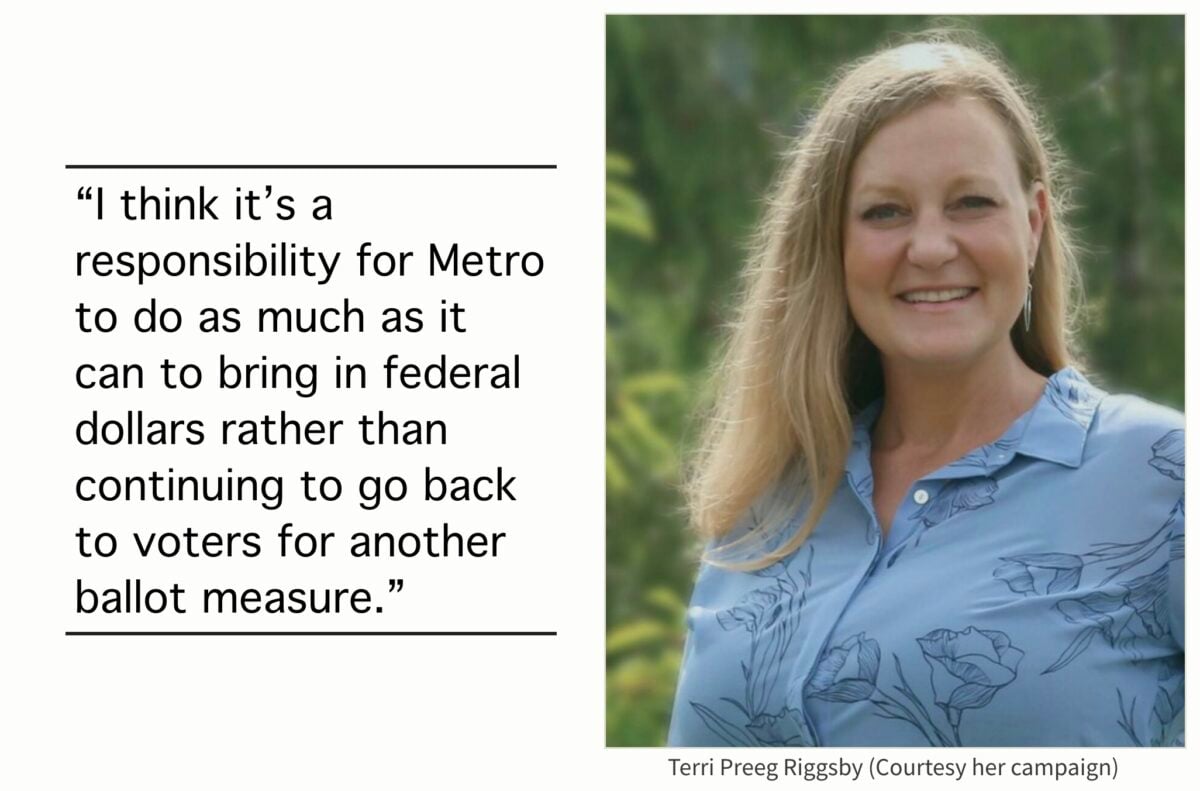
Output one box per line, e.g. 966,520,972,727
1023,277,1033,333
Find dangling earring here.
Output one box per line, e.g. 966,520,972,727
1023,273,1033,333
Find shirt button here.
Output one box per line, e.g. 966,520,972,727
913,488,930,505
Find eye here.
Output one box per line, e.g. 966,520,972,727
953,195,997,210
861,203,904,222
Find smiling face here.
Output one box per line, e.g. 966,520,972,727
842,96,1047,374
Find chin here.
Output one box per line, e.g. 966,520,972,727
887,340,991,370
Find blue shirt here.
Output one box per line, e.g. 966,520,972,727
668,368,1184,747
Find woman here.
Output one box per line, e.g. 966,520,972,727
668,33,1184,747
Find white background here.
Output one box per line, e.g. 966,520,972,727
1,1,1193,788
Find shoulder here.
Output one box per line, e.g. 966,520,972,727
1087,391,1184,477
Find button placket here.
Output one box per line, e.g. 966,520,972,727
792,480,885,745
879,479,939,560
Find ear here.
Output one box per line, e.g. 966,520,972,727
1027,181,1049,266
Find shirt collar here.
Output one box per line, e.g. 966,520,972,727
1014,366,1104,468
845,366,1104,478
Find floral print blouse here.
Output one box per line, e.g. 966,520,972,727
668,368,1184,747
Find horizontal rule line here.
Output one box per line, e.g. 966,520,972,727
63,164,557,170
66,631,558,637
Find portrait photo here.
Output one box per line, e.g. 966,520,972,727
606,15,1184,747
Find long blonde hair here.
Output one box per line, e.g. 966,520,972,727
686,31,1083,568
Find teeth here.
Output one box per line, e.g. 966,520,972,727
901,288,973,304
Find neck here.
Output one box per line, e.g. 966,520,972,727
873,345,1047,453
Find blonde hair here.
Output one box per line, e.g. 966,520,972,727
686,30,1083,568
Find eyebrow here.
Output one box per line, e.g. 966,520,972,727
850,174,1004,198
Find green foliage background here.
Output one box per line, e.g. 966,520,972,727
605,16,1183,746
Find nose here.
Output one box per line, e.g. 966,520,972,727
906,211,958,269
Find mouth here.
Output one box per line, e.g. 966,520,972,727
897,287,978,306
